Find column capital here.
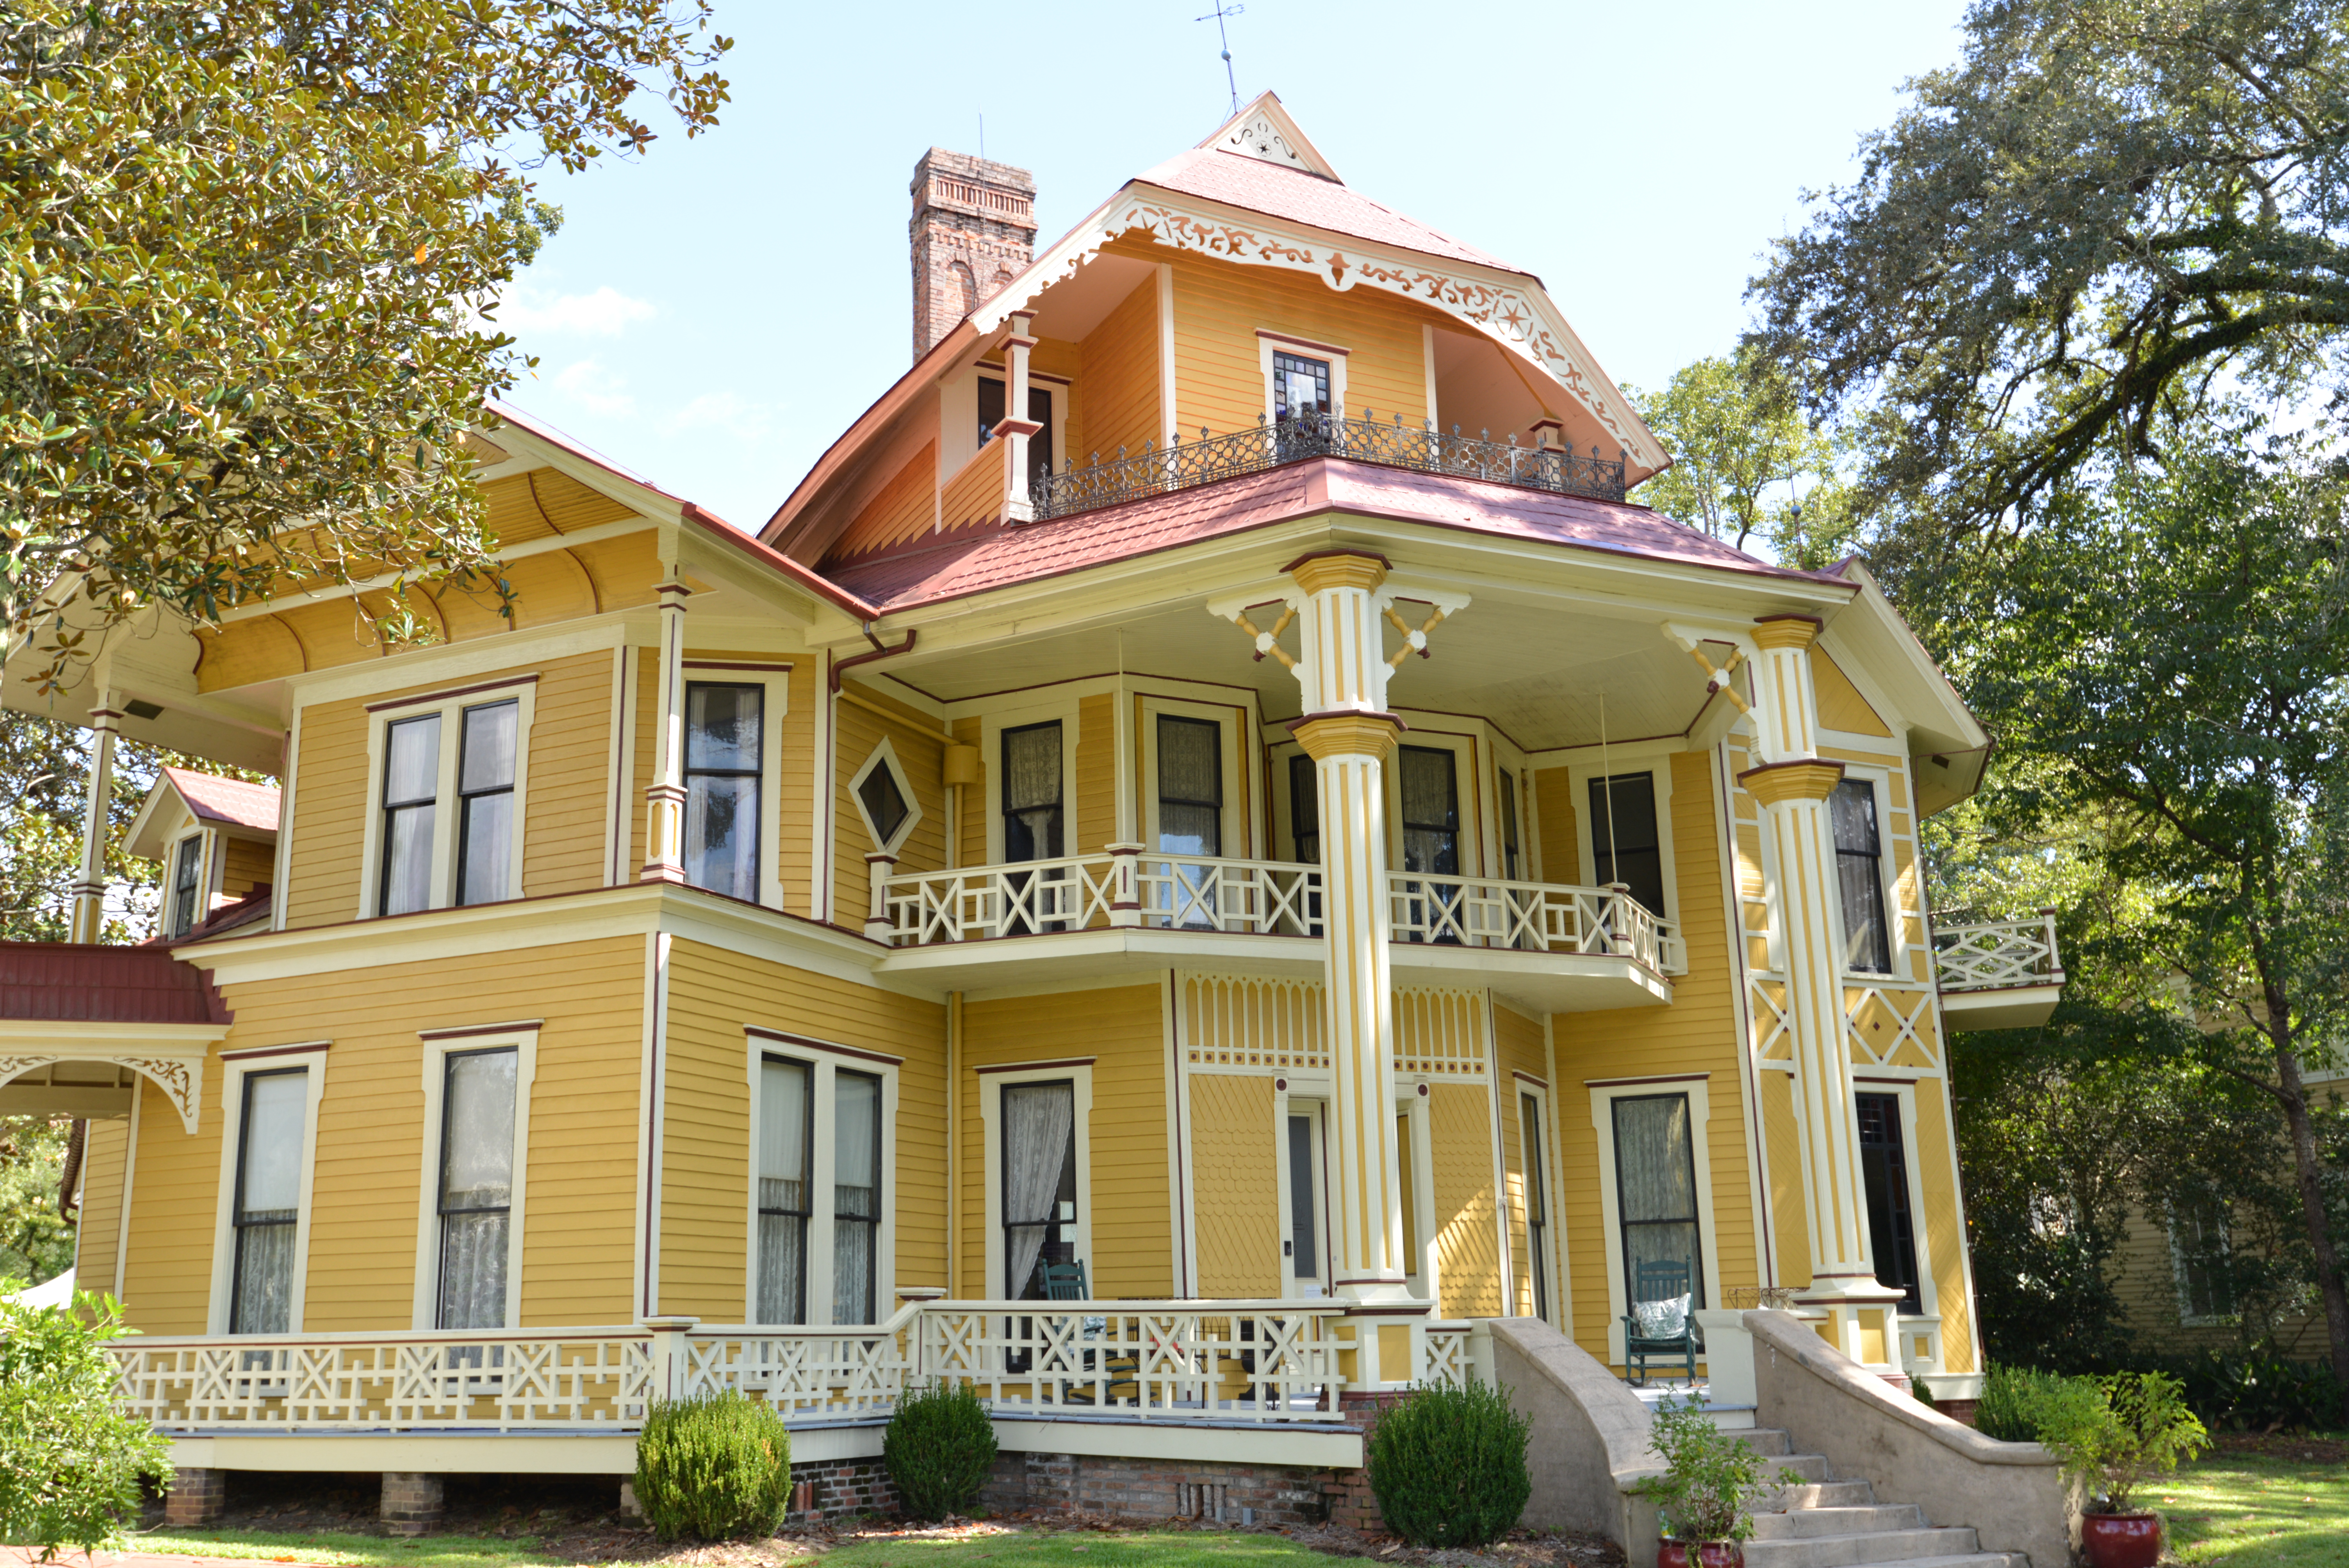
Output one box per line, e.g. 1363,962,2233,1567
1752,613,1823,650
1283,548,1391,595
1739,757,1845,805
1290,710,1404,761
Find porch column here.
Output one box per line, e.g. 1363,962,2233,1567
999,312,1041,524
1285,551,1408,1324
1739,613,1902,1368
69,694,120,944
640,579,690,882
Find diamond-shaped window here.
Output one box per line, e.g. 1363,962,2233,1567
859,764,909,847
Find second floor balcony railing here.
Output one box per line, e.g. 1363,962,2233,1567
881,851,1685,976
1032,411,1627,522
1933,912,2063,993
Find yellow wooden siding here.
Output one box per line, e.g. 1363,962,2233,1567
1554,752,1756,1363
1429,1083,1500,1320
73,1119,130,1298
832,689,948,921
119,1065,224,1331
285,696,370,930
1909,1078,1977,1374
1813,650,1891,738
567,531,659,616
827,441,937,565
487,469,637,546
777,660,818,916
1494,1004,1548,1317
522,652,615,896
959,985,1169,1299
1189,1073,1278,1298
658,941,947,1319
1076,257,1163,461
1761,1071,1809,1289
1534,766,1579,884
504,550,601,628
952,717,986,870
939,440,1008,531
1076,694,1115,855
220,838,275,902
1161,244,1436,440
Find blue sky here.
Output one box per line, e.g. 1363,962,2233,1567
498,0,1976,533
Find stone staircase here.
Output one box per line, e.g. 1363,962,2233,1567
1736,1426,2028,1568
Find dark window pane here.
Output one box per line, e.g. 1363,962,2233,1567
1611,1092,1704,1311
1157,716,1221,857
1287,1114,1317,1278
1831,779,1892,972
1399,746,1459,876
1001,722,1063,862
1273,351,1331,420
381,713,442,916
1290,754,1320,864
232,1069,306,1334
978,377,1005,445
834,1069,882,1324
685,682,763,899
757,1057,811,1324
1498,771,1521,882
1856,1093,1922,1311
438,1047,516,1330
1588,773,1666,916
1002,1080,1076,1299
859,763,909,847
170,836,205,937
686,684,762,772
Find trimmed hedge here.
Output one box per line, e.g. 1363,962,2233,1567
634,1391,792,1541
886,1380,998,1521
1367,1379,1532,1548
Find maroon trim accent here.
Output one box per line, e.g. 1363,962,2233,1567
1274,1078,1287,1091
997,335,1039,353
882,665,1258,708
1584,1071,1709,1088
656,581,692,597
1331,1277,1410,1290
365,674,538,713
1755,613,1824,627
1256,330,1352,357
830,630,917,694
87,707,125,721
991,417,1044,439
973,362,1073,387
1280,546,1392,575
219,1041,330,1061
418,1019,544,1041
1511,1069,1549,1089
1286,709,1407,734
975,1056,1096,1074
194,879,887,950
1416,1083,1428,1096
1852,1075,1923,1084
745,1026,904,1067
864,852,898,866
1738,757,1847,784
1336,1303,1433,1317
682,659,795,672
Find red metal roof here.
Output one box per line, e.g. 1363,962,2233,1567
162,767,280,833
0,944,232,1026
1133,149,1524,275
823,458,1852,612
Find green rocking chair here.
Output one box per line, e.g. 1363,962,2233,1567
1620,1260,1700,1386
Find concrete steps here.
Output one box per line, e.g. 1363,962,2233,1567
1725,1430,2025,1568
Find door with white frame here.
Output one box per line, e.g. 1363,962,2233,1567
1280,1096,1330,1297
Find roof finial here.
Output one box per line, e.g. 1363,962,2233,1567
1196,0,1245,118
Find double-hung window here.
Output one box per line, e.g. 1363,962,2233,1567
1830,778,1893,973
756,1057,812,1324
381,715,441,916
1153,715,1222,928
752,1046,893,1326
1001,1078,1078,1300
1611,1092,1704,1313
454,702,518,907
684,682,762,899
435,1047,517,1329
1397,746,1462,943
833,1070,883,1324
230,1068,308,1333
2171,1198,2237,1324
167,834,208,938
1855,1092,1922,1311
372,689,528,916
1000,721,1065,934
1289,755,1320,865
1588,773,1666,916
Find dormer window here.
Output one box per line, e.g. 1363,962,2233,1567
1273,350,1331,420
978,376,1054,494
167,834,208,938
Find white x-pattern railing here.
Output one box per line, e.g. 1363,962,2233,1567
107,1301,1473,1434
1934,913,2063,993
1389,872,1685,975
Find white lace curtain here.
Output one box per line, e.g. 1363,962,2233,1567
1612,1092,1702,1308
1003,724,1062,861
437,1049,516,1330
1002,1081,1074,1299
757,1059,809,1323
833,1071,881,1324
231,1069,307,1334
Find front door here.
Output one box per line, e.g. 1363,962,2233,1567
1857,1093,1923,1311
1282,1099,1329,1297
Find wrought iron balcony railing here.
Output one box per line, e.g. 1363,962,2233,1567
1032,411,1627,522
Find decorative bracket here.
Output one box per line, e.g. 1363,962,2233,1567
1377,587,1470,669
1207,591,1304,670
1661,622,1755,715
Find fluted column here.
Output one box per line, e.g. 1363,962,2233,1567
1740,613,1902,1371
641,580,690,883
69,694,120,943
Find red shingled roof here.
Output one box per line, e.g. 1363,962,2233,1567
0,943,232,1025
1134,148,1524,275
823,458,1850,612
162,767,280,833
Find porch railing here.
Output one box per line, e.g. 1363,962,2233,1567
1934,913,2063,993
881,853,1685,974
108,1301,1472,1434
1033,411,1627,522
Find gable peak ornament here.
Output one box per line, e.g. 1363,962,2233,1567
1225,112,1308,171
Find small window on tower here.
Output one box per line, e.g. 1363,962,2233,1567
1272,351,1330,421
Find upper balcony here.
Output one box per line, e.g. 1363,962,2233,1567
1034,410,1627,523
1934,913,2064,1030
871,850,1680,1013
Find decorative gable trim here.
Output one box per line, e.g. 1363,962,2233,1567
1201,93,1340,180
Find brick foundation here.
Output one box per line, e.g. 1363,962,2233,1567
164,1466,225,1527
380,1471,444,1536
786,1456,896,1523
980,1448,1378,1530
1935,1398,1981,1427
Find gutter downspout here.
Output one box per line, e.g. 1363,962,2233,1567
829,623,917,693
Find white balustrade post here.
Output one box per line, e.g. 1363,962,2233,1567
70,693,120,943
1106,842,1144,928
999,312,1041,524
642,1315,700,1402
1741,613,1904,1372
640,581,691,883
1691,1309,1756,1408
866,852,897,941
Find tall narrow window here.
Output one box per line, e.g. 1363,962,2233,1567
2171,1199,2237,1323
1855,1093,1922,1311
1398,746,1461,943
1830,779,1892,973
1394,1111,1418,1275
1000,722,1063,861
231,1069,307,1334
1520,1094,1549,1322
684,682,762,900
1001,1079,1076,1300
168,835,207,938
1155,716,1221,856
455,700,518,906
1289,755,1320,864
1498,770,1522,882
1287,1113,1319,1284
1272,350,1331,421
833,1069,883,1324
1611,1092,1704,1313
380,714,441,916
756,1057,811,1324
436,1047,517,1330
1588,773,1665,916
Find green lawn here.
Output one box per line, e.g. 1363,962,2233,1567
129,1530,559,1568
2155,1447,2349,1566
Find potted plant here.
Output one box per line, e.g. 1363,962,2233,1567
1636,1395,1774,1567
2040,1371,2210,1568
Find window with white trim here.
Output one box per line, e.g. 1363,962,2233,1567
230,1067,308,1333
1830,777,1893,973
747,1039,898,1326
435,1047,517,1329
756,1056,812,1324
166,832,209,938
1589,773,1665,915
365,684,534,917
684,682,762,898
1611,1091,1705,1313
2170,1198,2238,1325
848,739,923,857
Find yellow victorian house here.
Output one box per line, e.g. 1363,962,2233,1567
2,94,2066,1556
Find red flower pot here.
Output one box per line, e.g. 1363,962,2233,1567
1657,1544,1743,1568
2080,1512,2161,1568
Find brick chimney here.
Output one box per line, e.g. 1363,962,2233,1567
910,148,1037,362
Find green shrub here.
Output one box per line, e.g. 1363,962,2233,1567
1975,1363,2101,1443
0,1291,173,1555
1636,1395,1774,1544
633,1391,792,1541
884,1380,998,1521
2039,1371,2210,1514
1367,1379,1532,1548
